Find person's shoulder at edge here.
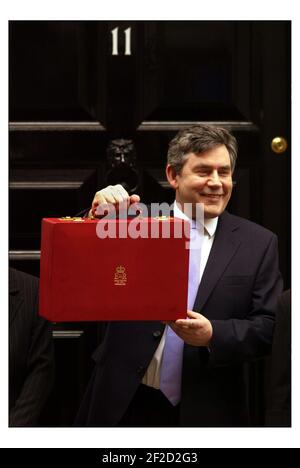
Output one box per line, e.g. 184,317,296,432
9,267,39,290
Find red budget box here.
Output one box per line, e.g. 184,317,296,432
39,217,190,321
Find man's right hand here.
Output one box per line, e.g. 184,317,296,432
88,184,140,218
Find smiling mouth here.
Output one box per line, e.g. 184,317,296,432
202,194,223,199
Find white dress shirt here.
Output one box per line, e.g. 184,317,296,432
142,202,218,389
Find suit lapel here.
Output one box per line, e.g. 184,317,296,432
193,211,241,312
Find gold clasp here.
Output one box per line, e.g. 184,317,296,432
59,217,85,222
154,216,170,221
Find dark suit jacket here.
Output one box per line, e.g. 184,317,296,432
75,210,283,427
265,290,291,426
9,268,54,426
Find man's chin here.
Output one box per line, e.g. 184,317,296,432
204,207,223,219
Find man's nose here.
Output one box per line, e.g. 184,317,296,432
207,171,222,186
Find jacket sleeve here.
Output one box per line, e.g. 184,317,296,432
9,286,55,427
207,234,283,367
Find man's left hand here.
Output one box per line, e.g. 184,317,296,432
167,310,213,347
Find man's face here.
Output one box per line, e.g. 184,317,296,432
166,144,233,219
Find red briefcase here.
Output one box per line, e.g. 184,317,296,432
39,216,189,321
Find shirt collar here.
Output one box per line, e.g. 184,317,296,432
173,201,218,238
204,216,218,238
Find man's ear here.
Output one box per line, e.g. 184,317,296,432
166,164,179,189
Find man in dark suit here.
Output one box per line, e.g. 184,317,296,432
76,124,283,427
9,267,54,426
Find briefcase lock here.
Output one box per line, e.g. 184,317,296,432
154,216,170,221
59,217,85,222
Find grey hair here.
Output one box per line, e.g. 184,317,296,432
167,125,238,173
